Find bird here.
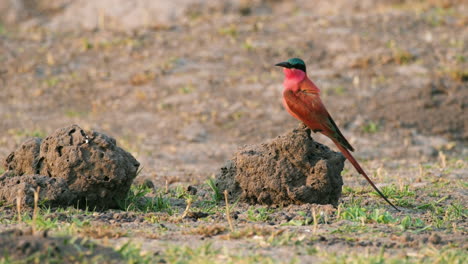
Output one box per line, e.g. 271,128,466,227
275,57,399,211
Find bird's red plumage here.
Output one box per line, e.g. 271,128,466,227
281,68,348,148
279,67,399,211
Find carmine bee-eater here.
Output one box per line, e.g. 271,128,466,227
276,58,399,211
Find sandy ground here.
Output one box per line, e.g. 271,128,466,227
0,0,467,263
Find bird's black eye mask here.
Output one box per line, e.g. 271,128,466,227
275,58,306,72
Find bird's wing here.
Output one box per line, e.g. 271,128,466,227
325,112,355,151
284,88,355,152
283,89,325,131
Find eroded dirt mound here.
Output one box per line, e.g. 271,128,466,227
0,229,122,262
216,124,345,206
0,174,73,207
1,125,140,209
3,138,41,176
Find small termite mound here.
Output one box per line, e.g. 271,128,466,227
0,125,140,209
216,124,345,206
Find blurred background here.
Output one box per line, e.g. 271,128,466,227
0,0,467,185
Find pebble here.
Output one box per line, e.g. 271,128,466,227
429,233,442,244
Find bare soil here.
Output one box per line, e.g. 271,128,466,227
0,0,467,263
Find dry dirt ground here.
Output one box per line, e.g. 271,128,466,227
0,0,467,263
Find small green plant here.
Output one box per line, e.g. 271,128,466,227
206,178,223,203
445,202,466,221
361,121,380,133
338,204,397,225
342,186,355,195
384,184,415,198
242,39,254,51
337,204,367,223
417,195,448,211
32,215,59,230
342,186,369,195
455,54,466,63
423,201,467,229
178,84,195,94
44,77,60,87
218,25,238,38
369,209,397,224
373,184,416,207
282,211,323,227
118,185,171,213
393,49,414,64
246,207,272,222
398,215,426,231
20,209,59,231
167,185,188,199
60,217,92,235
0,23,5,35
386,40,415,64
81,38,93,50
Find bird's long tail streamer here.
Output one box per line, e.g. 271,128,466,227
333,140,400,211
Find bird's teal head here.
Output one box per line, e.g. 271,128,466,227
275,58,306,73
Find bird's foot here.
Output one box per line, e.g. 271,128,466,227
298,122,311,135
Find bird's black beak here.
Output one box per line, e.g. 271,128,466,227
275,61,292,68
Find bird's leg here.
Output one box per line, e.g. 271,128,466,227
298,122,311,135
298,122,321,133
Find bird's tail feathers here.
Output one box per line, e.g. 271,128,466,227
327,116,354,151
333,140,400,211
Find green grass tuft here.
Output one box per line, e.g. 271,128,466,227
117,185,172,213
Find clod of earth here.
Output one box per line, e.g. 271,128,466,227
0,125,140,209
216,124,345,206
